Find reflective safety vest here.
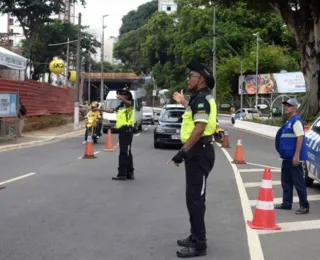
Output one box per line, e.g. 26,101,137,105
275,115,308,161
115,105,134,129
180,93,217,144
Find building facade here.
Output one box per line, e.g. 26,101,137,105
158,0,177,14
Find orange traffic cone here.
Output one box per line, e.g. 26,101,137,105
247,168,281,230
221,129,231,148
82,133,97,159
232,137,246,164
104,128,115,152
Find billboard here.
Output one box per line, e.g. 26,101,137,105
239,72,306,95
0,93,18,117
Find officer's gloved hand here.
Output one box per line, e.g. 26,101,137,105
172,148,189,164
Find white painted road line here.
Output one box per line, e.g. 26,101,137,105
135,133,141,136
257,219,320,235
246,162,281,170
220,147,265,260
0,172,36,186
249,194,320,207
239,168,281,173
244,181,281,188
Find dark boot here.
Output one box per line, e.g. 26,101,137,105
112,174,127,181
127,172,134,180
177,236,196,248
176,247,207,258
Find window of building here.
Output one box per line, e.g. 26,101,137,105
9,18,13,25
167,5,171,11
9,40,13,47
10,29,14,34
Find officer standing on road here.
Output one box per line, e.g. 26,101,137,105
275,98,309,214
170,62,217,258
100,87,135,181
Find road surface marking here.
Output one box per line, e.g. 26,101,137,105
244,181,281,188
0,172,36,186
135,133,141,136
144,125,151,131
220,147,265,260
257,219,320,235
246,162,281,170
94,151,100,155
249,194,320,207
238,168,281,173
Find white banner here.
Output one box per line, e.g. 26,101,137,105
239,72,306,94
0,47,27,70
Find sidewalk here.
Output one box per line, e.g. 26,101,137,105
0,121,85,152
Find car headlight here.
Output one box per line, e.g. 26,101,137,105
156,126,164,133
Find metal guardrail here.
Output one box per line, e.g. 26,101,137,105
0,118,19,140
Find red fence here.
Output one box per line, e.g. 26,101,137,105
0,79,75,116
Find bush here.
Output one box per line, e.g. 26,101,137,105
247,115,317,127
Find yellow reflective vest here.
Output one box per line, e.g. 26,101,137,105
115,105,134,129
180,93,217,144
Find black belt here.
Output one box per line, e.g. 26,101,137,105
200,135,214,144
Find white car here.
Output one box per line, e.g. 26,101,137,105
231,108,262,124
142,106,154,124
160,104,185,119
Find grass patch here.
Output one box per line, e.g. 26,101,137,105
23,113,84,132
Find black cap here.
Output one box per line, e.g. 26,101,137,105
187,61,215,89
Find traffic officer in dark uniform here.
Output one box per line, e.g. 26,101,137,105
100,87,135,180
170,62,217,258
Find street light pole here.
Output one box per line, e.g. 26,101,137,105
65,37,70,87
212,4,217,100
74,12,82,130
100,14,109,104
88,62,91,104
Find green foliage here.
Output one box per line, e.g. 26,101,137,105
20,20,100,76
119,0,158,36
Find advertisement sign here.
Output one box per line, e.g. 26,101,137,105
239,72,306,95
0,93,18,117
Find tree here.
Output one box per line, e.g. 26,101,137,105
119,0,158,36
181,0,320,117
20,20,100,81
0,0,86,74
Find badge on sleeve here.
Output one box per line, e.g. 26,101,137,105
197,103,204,109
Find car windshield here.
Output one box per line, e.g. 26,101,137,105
312,117,320,134
105,99,121,109
143,107,153,113
160,110,184,123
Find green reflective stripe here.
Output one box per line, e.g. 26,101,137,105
194,113,209,121
281,133,296,138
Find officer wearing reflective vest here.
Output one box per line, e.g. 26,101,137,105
170,62,216,258
100,87,135,180
275,98,309,214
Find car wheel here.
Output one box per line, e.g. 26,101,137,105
231,117,235,124
303,161,314,187
138,123,142,131
102,127,108,134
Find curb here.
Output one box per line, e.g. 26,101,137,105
0,128,85,153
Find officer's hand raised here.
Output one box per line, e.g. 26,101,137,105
173,89,185,104
117,95,123,101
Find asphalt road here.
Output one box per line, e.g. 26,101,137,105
0,118,319,260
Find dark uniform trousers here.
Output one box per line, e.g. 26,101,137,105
185,138,215,250
118,126,134,176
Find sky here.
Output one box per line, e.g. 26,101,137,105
76,0,152,38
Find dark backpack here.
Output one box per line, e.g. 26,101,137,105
20,104,27,116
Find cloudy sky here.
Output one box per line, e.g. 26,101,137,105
76,0,152,37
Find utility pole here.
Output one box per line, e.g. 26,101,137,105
212,4,217,100
254,32,259,108
65,38,70,87
74,12,81,130
100,14,109,104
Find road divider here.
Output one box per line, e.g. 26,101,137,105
233,120,280,139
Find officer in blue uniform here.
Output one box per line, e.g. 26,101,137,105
170,62,217,258
275,98,309,214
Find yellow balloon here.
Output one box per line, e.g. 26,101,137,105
49,59,65,75
68,71,76,83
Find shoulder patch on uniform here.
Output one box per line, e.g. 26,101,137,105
197,103,204,109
